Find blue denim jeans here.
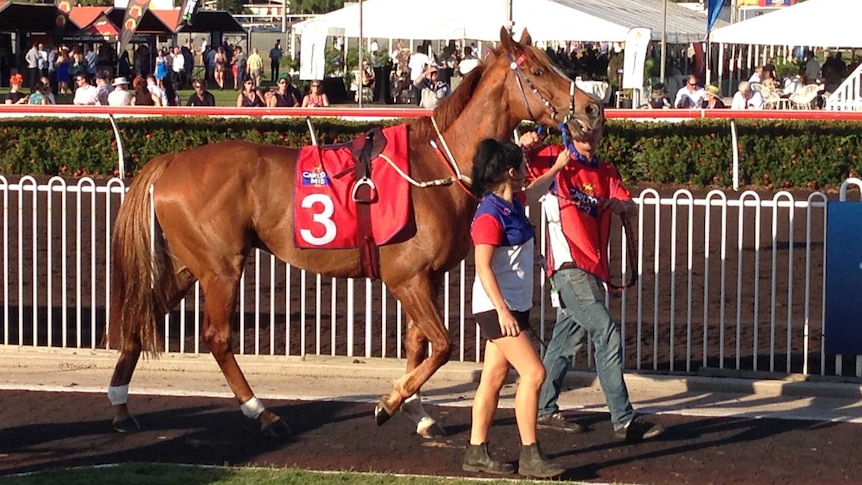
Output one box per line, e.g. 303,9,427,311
538,267,634,430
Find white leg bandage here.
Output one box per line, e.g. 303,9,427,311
240,396,265,419
401,393,436,434
107,385,129,406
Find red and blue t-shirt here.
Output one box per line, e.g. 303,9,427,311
470,193,535,314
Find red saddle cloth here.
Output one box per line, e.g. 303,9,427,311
294,124,410,249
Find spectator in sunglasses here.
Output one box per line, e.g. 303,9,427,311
187,79,216,106
674,75,705,109
237,78,264,107
268,73,300,107
302,81,329,107
72,74,98,105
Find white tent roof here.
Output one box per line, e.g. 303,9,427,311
710,0,862,47
293,0,718,43
544,0,718,43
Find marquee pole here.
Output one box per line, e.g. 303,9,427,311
358,0,364,108
660,0,668,83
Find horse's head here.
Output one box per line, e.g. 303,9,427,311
494,27,604,140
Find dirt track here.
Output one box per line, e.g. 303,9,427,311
1,388,860,484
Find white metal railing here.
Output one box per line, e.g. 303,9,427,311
826,61,862,111
2,175,860,378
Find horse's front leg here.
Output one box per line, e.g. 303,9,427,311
399,322,446,438
376,275,452,430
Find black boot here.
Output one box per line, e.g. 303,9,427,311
462,442,515,474
518,442,565,478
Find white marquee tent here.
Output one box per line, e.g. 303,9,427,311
293,0,718,44
710,0,862,47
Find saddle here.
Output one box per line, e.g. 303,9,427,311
334,127,388,164
323,127,388,279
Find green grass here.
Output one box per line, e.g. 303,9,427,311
0,463,578,485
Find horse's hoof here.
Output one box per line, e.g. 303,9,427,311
418,422,446,439
374,403,392,426
261,418,292,439
112,416,140,433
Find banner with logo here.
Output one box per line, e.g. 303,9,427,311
177,0,201,29
118,0,150,55
738,0,795,5
622,28,651,90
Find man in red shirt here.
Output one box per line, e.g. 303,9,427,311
520,124,665,443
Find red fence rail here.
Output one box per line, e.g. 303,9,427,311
1,105,862,120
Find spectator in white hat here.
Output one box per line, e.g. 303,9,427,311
107,76,133,107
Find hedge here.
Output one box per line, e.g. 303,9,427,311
1,116,860,189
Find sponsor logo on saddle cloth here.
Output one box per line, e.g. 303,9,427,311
294,124,410,249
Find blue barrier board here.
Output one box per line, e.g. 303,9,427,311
825,201,862,355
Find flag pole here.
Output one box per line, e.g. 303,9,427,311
358,0,364,108
660,0,667,83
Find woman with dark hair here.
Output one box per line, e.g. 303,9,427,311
162,78,180,106
236,78,264,107
462,138,569,479
28,80,48,105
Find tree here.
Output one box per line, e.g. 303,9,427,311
289,0,346,15
216,0,244,14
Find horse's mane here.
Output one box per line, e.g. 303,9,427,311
409,56,491,141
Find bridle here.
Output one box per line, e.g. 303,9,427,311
507,52,581,155
510,52,636,293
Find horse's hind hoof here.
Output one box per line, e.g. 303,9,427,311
418,422,446,439
112,416,140,433
374,403,392,426
261,418,292,439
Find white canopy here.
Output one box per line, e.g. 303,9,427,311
293,0,717,44
710,0,862,47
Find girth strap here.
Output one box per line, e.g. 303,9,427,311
353,130,381,280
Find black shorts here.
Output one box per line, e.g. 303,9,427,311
474,309,531,341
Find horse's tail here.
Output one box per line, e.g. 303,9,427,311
107,155,173,357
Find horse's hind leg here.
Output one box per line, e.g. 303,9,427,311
199,270,291,438
108,344,142,432
108,269,195,432
399,323,446,439
376,274,452,429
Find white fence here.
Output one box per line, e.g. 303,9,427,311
2,175,861,378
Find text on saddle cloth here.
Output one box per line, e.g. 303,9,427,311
293,124,411,249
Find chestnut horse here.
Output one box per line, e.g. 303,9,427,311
106,27,604,438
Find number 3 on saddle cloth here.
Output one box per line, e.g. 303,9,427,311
293,124,410,280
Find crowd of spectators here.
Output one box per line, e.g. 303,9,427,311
4,38,312,109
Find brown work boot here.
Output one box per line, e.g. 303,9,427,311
537,412,584,433
614,416,665,442
462,442,515,474
518,442,565,478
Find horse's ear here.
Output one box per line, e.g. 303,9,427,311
520,28,533,47
499,26,517,53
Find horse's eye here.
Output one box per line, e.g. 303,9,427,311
532,68,544,77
